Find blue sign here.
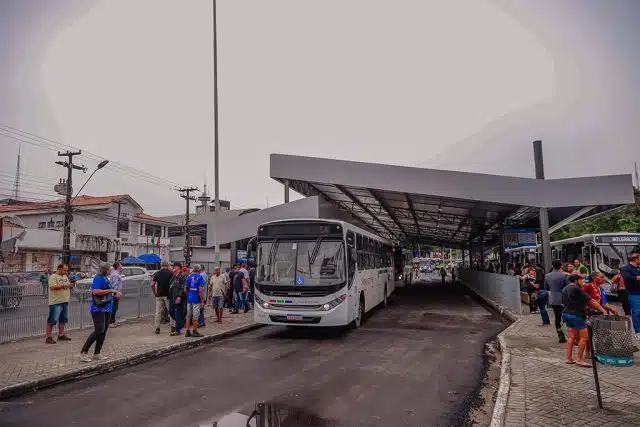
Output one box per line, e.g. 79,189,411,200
296,276,304,285
503,228,537,248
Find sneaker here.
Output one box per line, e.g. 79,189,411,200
191,331,203,338
170,326,176,333
45,337,56,344
154,328,160,334
57,335,71,341
93,354,108,361
185,330,191,337
198,323,206,328
170,331,181,336
79,353,93,363
110,323,120,328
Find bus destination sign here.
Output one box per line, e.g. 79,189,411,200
594,235,640,244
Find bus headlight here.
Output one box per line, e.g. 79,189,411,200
323,294,347,310
255,295,269,309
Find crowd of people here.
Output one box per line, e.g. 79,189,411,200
149,261,255,338
508,254,640,367
42,259,257,362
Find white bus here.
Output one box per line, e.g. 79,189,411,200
253,219,395,328
506,233,640,295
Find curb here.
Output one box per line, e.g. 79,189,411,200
459,282,521,427
0,323,263,400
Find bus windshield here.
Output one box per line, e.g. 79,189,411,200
257,240,346,287
596,244,639,276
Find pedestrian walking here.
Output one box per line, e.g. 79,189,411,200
168,262,187,336
184,265,205,337
561,274,607,367
40,269,51,298
108,262,123,327
620,253,640,339
79,263,121,362
151,261,175,334
209,267,227,323
45,264,73,344
544,260,569,343
198,266,208,328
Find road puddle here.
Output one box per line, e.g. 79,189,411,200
205,401,340,427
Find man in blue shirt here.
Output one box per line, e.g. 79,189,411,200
620,253,640,335
184,265,205,338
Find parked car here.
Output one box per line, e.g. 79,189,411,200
0,274,23,309
72,266,151,302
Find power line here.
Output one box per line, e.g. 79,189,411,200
0,125,184,190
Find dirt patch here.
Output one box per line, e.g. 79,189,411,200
464,340,501,427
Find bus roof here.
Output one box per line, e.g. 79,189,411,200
258,218,391,243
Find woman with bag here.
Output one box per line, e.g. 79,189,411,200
79,263,120,362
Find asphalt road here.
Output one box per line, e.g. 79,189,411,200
0,277,507,427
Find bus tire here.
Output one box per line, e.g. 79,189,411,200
352,293,365,329
382,284,388,308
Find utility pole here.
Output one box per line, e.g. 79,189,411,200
178,187,198,266
635,161,639,190
533,140,552,274
213,0,221,268
114,200,123,261
55,151,85,265
13,144,21,200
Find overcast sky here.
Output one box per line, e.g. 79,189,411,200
1,0,639,216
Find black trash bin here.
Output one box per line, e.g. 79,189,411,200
590,315,634,366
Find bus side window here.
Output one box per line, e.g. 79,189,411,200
347,231,357,287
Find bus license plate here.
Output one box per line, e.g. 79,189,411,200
286,314,303,321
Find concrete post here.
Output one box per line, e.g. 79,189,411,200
498,222,506,274
284,179,290,203
533,140,552,273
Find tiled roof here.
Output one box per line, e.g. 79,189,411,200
0,195,127,214
134,212,176,224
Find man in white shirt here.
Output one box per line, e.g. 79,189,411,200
209,267,228,323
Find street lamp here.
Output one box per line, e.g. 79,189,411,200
62,159,109,263
72,160,109,202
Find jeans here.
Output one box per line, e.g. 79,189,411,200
198,306,206,326
234,291,249,311
551,305,563,330
169,303,185,332
537,290,550,325
629,294,640,334
110,298,119,324
617,289,631,316
81,312,110,355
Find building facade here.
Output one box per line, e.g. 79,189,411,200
0,195,174,272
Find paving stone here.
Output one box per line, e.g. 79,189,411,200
0,310,254,391
501,307,640,426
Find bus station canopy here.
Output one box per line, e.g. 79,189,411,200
270,154,635,248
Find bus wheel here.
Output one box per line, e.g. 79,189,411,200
382,284,388,308
353,294,365,329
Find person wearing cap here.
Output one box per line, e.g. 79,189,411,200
561,274,607,367
168,262,187,336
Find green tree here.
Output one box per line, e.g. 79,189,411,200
551,189,640,241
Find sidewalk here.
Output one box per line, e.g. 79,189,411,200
499,310,640,427
0,309,257,398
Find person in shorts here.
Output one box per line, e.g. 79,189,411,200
184,265,205,338
209,267,227,323
561,274,607,367
46,263,74,344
